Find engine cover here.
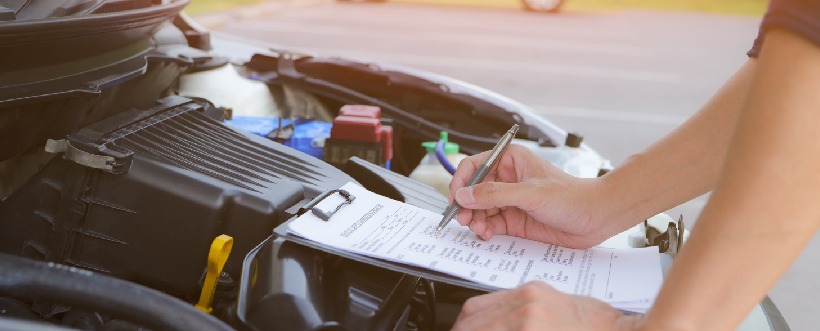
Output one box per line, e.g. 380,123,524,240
0,96,352,299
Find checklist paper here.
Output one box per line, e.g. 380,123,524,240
288,182,662,313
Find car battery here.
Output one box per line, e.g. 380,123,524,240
225,116,331,159
324,105,393,169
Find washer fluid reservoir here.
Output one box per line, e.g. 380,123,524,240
409,132,467,196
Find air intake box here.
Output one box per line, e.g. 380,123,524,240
0,96,353,299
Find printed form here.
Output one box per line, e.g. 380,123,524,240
288,182,662,312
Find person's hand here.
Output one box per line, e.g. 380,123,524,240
451,281,642,331
449,144,616,248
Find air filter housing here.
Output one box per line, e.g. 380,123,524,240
0,96,353,299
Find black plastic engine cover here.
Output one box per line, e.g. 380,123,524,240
0,96,353,299
236,237,421,331
234,157,449,331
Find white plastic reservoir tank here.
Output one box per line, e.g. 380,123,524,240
409,132,467,196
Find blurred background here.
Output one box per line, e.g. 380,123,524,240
185,1,819,330
184,0,768,16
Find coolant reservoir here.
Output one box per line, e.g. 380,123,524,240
409,132,467,196
526,132,604,178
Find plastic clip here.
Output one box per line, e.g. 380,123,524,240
308,189,355,221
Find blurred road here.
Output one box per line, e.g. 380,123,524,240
212,3,817,329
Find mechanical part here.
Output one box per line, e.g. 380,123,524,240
211,272,238,316
0,253,233,331
234,157,447,331
60,310,104,330
236,237,423,331
0,317,74,331
0,0,188,75
0,298,39,320
243,53,560,156
179,64,281,118
433,132,461,175
0,96,353,300
0,5,14,21
645,215,685,258
226,116,333,159
409,131,466,196
173,12,212,50
325,105,393,168
564,132,583,148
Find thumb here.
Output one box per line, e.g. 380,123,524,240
455,182,535,210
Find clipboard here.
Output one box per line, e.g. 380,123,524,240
273,185,663,314
273,189,500,293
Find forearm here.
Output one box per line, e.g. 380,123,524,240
596,60,757,231
642,29,820,330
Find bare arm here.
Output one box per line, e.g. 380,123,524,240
451,54,758,247
453,29,820,331
596,59,756,233
642,28,820,330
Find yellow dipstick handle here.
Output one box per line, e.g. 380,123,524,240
196,234,234,313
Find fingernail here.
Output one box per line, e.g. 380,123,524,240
456,187,476,205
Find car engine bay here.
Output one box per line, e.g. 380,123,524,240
9,1,772,331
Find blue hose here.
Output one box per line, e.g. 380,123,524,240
435,139,458,175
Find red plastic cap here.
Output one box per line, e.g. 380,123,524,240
380,126,393,162
331,116,381,142
340,105,381,119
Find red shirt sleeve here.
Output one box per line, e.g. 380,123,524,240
748,0,820,57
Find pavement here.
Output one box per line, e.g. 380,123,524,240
193,0,331,29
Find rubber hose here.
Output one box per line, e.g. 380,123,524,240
435,139,458,175
0,253,234,331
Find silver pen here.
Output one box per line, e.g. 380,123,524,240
435,124,519,234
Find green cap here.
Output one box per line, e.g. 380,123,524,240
422,131,460,155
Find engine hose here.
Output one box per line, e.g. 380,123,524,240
435,139,458,175
0,253,234,331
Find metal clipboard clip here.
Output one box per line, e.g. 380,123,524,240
298,189,356,222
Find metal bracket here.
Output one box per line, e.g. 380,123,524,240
645,215,685,258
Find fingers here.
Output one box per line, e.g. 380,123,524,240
455,181,536,211
449,144,539,204
455,207,472,226
452,301,520,331
469,211,498,241
453,282,560,331
448,144,543,241
455,202,504,241
448,151,487,203
457,288,519,320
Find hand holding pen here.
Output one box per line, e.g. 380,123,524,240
436,124,518,234
437,129,608,248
